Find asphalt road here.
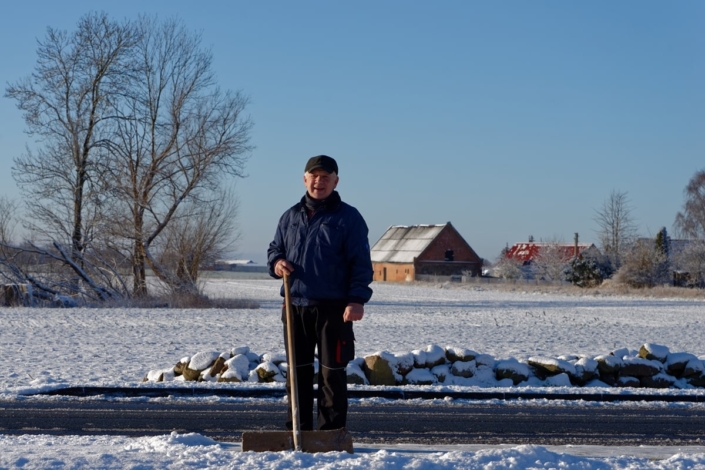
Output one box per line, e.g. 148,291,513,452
1,399,704,446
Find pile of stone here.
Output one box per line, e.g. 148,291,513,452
144,343,705,389
144,347,287,383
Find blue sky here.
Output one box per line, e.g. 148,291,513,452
1,1,703,263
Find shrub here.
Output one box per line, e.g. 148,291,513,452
613,240,668,288
566,256,612,287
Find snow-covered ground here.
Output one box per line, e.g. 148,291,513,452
2,279,705,469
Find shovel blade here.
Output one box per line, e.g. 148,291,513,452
241,428,353,453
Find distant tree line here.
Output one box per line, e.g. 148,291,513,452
1,12,252,304
492,173,705,289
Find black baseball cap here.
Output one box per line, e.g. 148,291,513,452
305,155,338,174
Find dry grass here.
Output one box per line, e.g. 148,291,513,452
92,293,260,309
594,281,705,300
158,294,260,309
413,278,705,300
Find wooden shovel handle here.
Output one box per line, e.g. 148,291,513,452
283,273,302,451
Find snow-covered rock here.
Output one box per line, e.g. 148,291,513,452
220,354,250,382
181,351,221,381
474,353,496,368
545,373,572,387
245,351,261,364
450,360,476,378
144,342,705,391
411,349,426,367
219,369,242,382
641,372,676,388
528,356,577,377
445,346,478,362
261,352,287,365
617,376,640,387
684,358,705,377
585,378,611,388
495,359,530,385
421,344,447,368
573,357,598,384
346,362,368,385
665,352,698,375
611,347,630,358
201,356,226,380
231,346,250,356
173,358,189,377
621,357,663,377
255,361,281,382
144,368,174,382
364,352,399,386
188,351,221,371
431,364,450,382
595,355,622,374
690,372,705,387
393,352,415,375
404,368,437,385
639,343,670,362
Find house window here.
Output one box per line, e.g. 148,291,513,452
445,249,454,261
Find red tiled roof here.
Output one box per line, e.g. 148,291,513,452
506,243,594,262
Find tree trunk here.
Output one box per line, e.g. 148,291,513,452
132,239,148,297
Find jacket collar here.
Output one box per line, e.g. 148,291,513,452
298,190,341,213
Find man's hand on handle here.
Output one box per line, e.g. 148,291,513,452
274,259,294,278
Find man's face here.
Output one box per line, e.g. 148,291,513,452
304,169,339,200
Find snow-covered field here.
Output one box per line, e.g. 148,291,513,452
2,279,705,469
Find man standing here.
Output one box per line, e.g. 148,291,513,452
267,155,373,431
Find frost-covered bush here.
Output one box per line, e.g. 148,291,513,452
614,239,669,288
671,239,705,288
532,242,570,282
493,256,524,280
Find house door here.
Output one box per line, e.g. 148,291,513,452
382,267,387,281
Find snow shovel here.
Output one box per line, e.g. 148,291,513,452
241,272,353,453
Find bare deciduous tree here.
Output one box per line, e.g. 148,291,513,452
0,196,17,245
593,190,637,269
614,238,668,288
674,170,705,240
102,16,252,296
2,13,252,304
5,12,135,264
155,187,240,294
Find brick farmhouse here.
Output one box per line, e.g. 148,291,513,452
370,222,483,282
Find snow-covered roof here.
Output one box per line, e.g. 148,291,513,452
506,243,597,262
370,224,447,263
215,259,257,265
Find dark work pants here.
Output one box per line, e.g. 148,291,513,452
282,304,355,430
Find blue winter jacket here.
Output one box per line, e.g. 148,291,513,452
267,191,373,306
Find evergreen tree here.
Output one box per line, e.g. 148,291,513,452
655,227,669,257
566,255,613,287
655,227,671,284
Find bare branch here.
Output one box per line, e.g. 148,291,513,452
593,190,637,269
674,170,705,240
